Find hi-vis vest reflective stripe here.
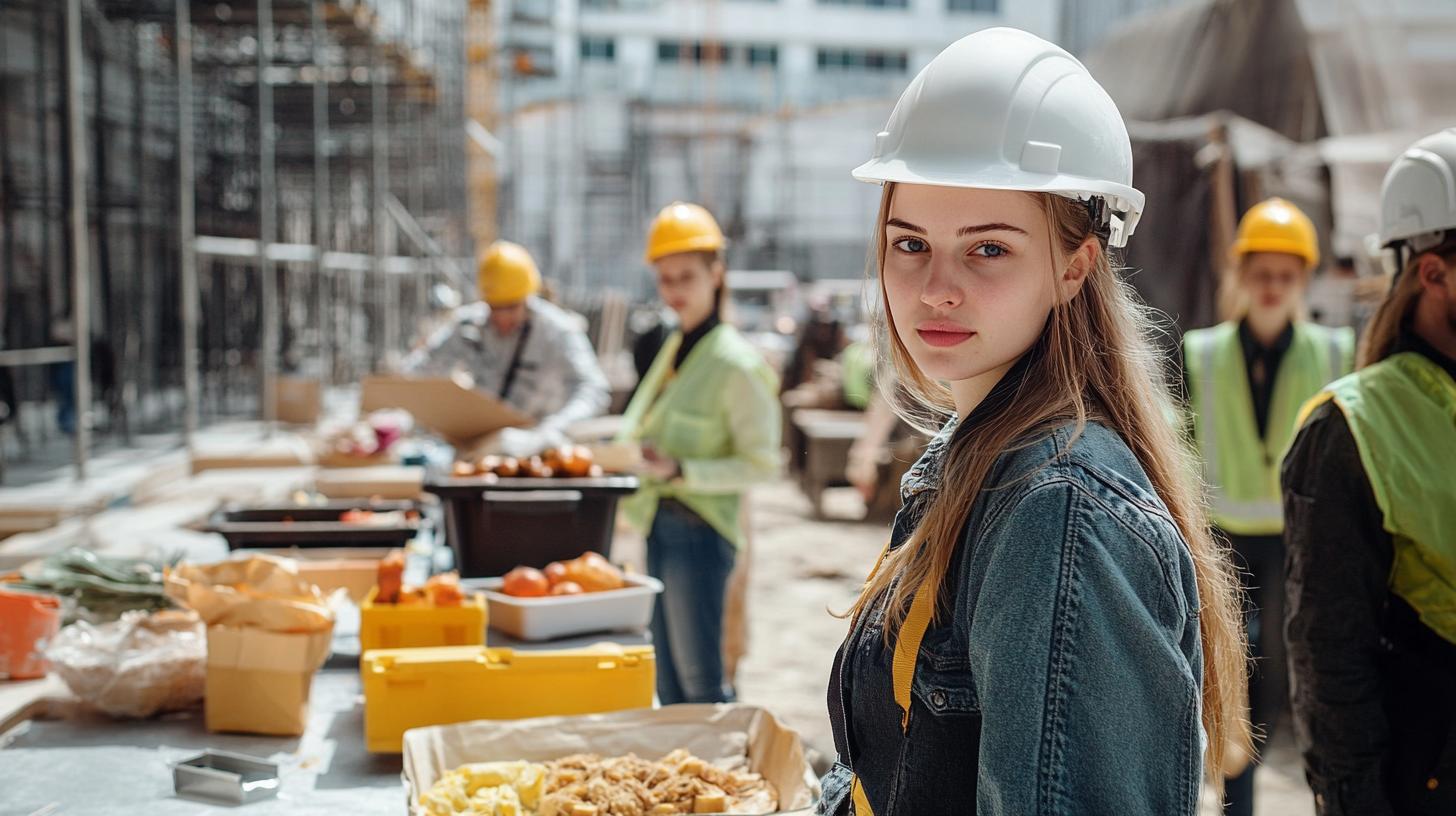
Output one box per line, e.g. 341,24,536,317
848,545,936,816
1297,352,1456,645
1184,321,1354,536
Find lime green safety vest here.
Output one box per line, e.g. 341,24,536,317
616,324,781,548
1185,321,1354,536
1297,352,1456,646
840,341,874,410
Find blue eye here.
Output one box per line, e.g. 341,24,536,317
892,237,928,254
974,243,1008,258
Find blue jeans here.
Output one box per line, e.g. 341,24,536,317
646,500,737,705
48,361,76,435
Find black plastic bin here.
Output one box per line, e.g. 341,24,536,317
422,475,639,578
203,500,428,551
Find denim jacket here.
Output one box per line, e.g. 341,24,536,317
819,419,1206,816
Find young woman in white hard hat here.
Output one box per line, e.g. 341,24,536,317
1282,128,1456,816
616,202,781,705
1181,197,1353,816
818,28,1248,814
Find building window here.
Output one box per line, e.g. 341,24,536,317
580,36,616,61
947,0,998,11
817,0,909,7
816,48,909,72
658,40,739,64
747,45,779,67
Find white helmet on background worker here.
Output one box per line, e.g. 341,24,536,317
852,27,1144,247
1379,127,1456,253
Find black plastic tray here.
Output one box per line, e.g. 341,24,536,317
204,500,427,550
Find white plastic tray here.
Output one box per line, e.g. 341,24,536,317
464,573,664,641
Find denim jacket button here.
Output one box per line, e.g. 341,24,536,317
929,690,947,710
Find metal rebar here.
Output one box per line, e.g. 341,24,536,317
312,0,331,386
257,0,278,425
64,0,90,480
177,0,199,444
373,41,396,368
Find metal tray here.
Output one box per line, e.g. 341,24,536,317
172,750,280,805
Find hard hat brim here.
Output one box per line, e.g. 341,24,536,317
851,157,1144,248
645,235,726,264
1230,238,1319,269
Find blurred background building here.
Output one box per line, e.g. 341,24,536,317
1,0,1454,477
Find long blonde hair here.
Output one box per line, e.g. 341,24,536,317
848,183,1249,777
1358,243,1456,367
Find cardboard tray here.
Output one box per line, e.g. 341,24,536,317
314,466,425,501
401,703,818,815
233,548,389,602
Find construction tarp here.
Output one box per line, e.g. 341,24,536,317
1086,0,1456,318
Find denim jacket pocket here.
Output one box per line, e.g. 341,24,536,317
911,658,980,717
817,760,854,816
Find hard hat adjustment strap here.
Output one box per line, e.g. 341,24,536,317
1082,196,1113,245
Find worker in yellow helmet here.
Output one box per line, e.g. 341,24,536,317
616,202,781,705
404,240,609,457
1282,128,1456,816
1180,197,1354,816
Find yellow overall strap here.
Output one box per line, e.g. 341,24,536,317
892,582,936,731
848,544,937,815
852,777,875,816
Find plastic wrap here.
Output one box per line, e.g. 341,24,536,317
46,609,206,718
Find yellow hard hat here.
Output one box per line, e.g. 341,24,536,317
1230,197,1320,269
478,240,541,306
645,202,725,263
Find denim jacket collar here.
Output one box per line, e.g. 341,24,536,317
898,346,1038,503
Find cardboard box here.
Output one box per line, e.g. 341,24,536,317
359,375,533,449
190,436,316,475
401,703,818,814
274,376,323,426
313,466,424,501
204,624,332,736
315,449,399,470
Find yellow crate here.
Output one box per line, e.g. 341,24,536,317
362,644,655,753
358,587,487,654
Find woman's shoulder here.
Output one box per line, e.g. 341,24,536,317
989,421,1181,539
979,422,1194,616
703,325,777,376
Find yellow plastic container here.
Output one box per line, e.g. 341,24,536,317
361,643,655,753
358,587,487,654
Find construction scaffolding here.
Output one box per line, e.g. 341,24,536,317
0,0,475,480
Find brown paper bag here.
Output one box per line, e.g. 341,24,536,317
165,556,333,632
165,555,335,736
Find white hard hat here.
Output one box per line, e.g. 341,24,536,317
1379,128,1456,252
852,27,1144,248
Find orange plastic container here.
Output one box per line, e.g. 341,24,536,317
0,588,62,680
358,587,486,654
